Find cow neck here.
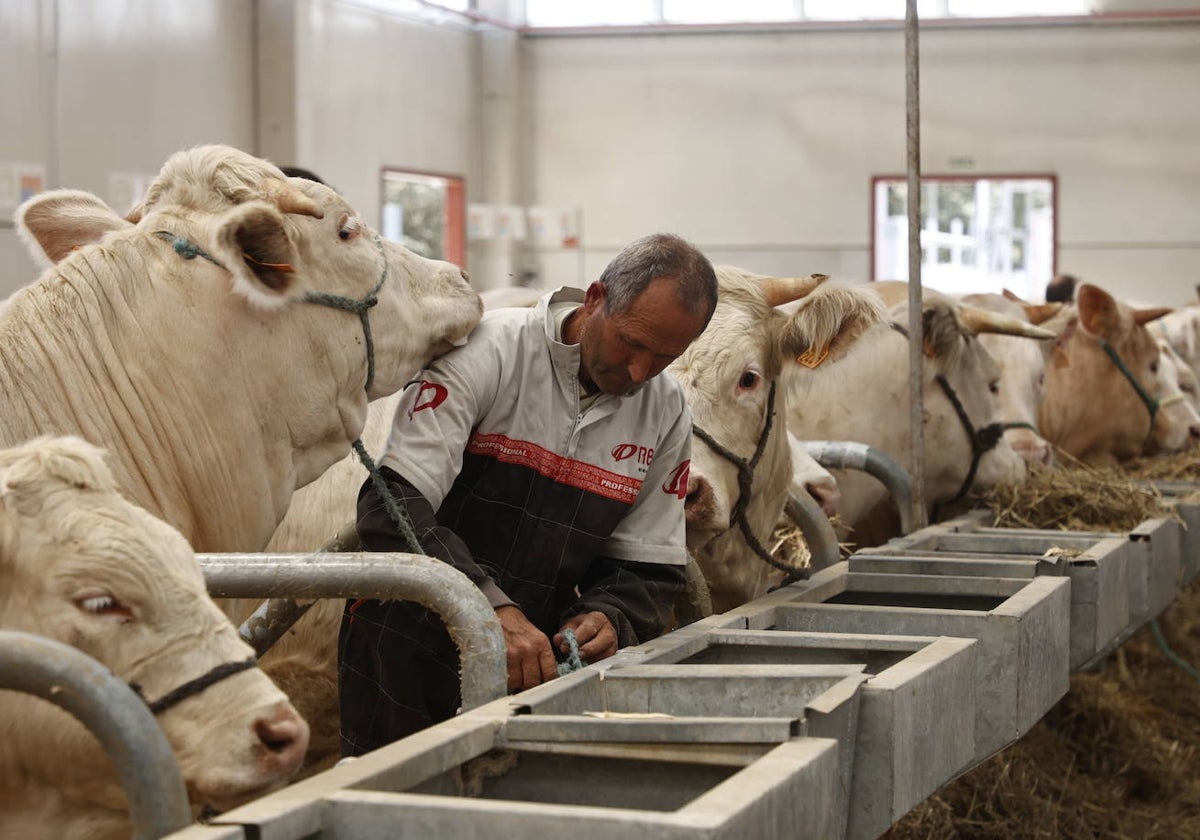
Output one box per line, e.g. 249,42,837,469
690,382,805,585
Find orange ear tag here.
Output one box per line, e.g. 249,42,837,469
243,254,296,273
796,344,830,369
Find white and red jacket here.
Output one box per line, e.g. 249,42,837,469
373,286,691,643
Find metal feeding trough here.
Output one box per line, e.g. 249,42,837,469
183,714,845,839
619,625,977,840
730,563,1070,763
852,531,1132,670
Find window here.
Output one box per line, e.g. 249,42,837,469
523,0,1090,28
871,175,1056,299
380,169,466,268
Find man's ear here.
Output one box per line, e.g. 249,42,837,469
208,201,308,307
16,190,134,269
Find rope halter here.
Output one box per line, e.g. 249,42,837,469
934,374,1007,508
690,382,807,586
1100,339,1159,448
131,657,258,715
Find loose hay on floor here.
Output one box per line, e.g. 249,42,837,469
890,457,1200,839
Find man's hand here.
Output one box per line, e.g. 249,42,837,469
495,605,558,692
555,611,618,664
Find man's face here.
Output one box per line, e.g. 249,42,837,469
577,277,709,396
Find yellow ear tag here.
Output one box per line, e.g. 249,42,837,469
796,344,830,369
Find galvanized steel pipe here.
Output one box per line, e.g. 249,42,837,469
803,440,917,535
0,630,192,840
199,553,507,711
784,488,841,572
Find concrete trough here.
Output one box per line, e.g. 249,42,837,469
194,715,845,840
729,564,1070,763
1151,484,1200,585
851,533,1132,670
619,626,977,840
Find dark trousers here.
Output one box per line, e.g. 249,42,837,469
337,597,462,756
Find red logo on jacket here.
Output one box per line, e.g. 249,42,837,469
612,443,655,465
408,380,448,420
662,460,690,500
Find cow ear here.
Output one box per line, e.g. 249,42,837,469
0,436,113,517
922,305,962,360
209,201,308,307
780,286,885,369
15,190,133,269
1076,283,1121,339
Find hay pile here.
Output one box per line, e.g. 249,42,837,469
890,454,1200,839
973,457,1171,533
1124,449,1200,482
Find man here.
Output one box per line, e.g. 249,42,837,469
338,233,718,755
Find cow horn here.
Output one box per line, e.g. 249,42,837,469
1133,306,1173,326
1022,302,1063,325
265,180,325,219
762,274,828,307
958,305,1056,339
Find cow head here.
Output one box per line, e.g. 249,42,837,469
1149,338,1200,453
1039,283,1172,464
1149,306,1200,385
15,146,483,549
669,267,883,610
0,437,309,821
965,292,1060,467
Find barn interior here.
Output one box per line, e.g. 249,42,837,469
3,3,1200,840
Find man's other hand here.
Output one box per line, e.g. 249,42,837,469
555,611,618,664
495,605,558,692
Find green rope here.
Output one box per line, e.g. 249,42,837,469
353,440,425,556
153,230,225,267
556,628,585,676
1150,619,1200,684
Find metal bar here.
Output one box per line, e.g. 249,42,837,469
802,440,916,535
0,630,192,840
905,0,928,531
784,488,841,571
199,553,507,711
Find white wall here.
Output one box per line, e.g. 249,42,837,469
0,0,256,298
522,20,1200,304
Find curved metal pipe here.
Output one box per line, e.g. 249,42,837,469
784,487,841,571
0,630,192,840
201,553,507,711
803,440,917,535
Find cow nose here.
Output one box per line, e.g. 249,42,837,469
1189,424,1200,443
684,474,717,529
805,479,841,518
254,703,310,776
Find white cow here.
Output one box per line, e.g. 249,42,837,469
10,144,482,553
670,268,885,611
961,292,1062,467
1149,306,1200,383
0,437,309,840
1148,337,1200,453
788,285,1047,541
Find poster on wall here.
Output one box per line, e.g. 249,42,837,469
494,205,527,240
0,162,46,218
467,203,497,240
527,205,580,249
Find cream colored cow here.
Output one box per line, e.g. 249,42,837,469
1039,284,1172,465
0,437,308,840
11,144,482,553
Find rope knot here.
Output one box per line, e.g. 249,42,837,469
556,628,586,676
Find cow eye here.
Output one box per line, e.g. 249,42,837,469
1150,361,1159,374
75,593,134,619
988,380,1000,395
337,215,361,242
1183,382,1196,394
738,371,760,390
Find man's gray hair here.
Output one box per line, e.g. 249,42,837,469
599,233,718,324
